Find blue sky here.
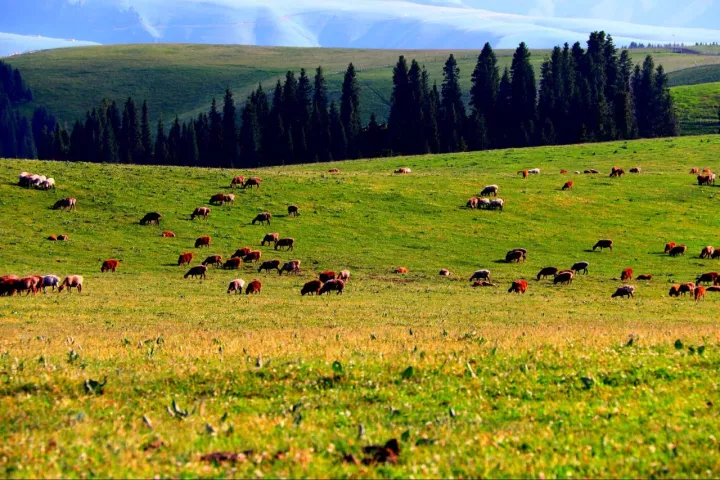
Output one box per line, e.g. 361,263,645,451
1,0,719,56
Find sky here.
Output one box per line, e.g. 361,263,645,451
1,0,719,56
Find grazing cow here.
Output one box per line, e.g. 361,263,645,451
611,285,635,299
16,276,42,295
223,194,235,205
227,279,246,294
584,169,600,174
177,252,195,266
232,247,252,258
275,238,294,251
140,212,162,225
162,231,176,238
621,268,633,281
690,168,700,174
637,274,653,281
101,259,119,273
668,245,687,257
202,255,223,267
560,169,567,174
713,250,720,260
439,269,451,276
243,177,261,189
320,279,345,295
301,279,323,296
609,167,625,177
695,285,706,302
261,233,279,246
630,167,641,173
696,272,719,285
700,246,715,259
258,260,281,273
669,284,681,297
58,234,69,241
562,181,574,190
664,242,677,254
58,275,83,293
279,260,301,275
710,173,717,185
506,250,525,263
195,236,211,248
553,271,574,285
191,207,211,220
528,168,541,175
698,175,712,186
0,275,19,296
328,168,340,173
337,269,350,281
679,282,696,296
466,197,480,209
48,235,57,241
52,197,76,211
508,280,528,294
537,267,559,280
223,257,242,270
480,185,498,197
231,176,245,189
41,275,60,293
243,250,262,263
288,205,300,217
184,265,207,279
472,281,495,287
395,267,408,274
39,178,56,190
518,170,529,179
209,193,226,205
470,269,490,281
593,239,613,252
319,271,336,283
246,280,262,295
488,199,504,211
394,168,412,174
571,262,589,275
706,286,720,292
252,212,272,225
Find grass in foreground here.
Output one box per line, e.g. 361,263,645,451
2,135,720,477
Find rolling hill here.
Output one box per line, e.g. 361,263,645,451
2,135,720,476
6,44,720,126
672,82,720,135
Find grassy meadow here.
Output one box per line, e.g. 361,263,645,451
3,135,720,477
672,82,720,135
6,44,720,126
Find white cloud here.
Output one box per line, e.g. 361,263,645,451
0,32,99,57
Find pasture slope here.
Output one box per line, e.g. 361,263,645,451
672,82,720,135
2,135,720,477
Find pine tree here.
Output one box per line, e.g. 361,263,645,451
239,97,259,167
140,100,153,164
614,50,636,139
0,96,18,158
207,98,224,164
121,97,141,163
222,88,238,167
421,67,439,153
440,54,466,152
263,80,286,163
194,113,209,166
154,116,169,165
168,117,182,165
496,67,513,148
329,100,346,160
18,116,37,159
340,63,361,158
407,60,427,155
69,120,85,162
388,55,411,154
633,55,655,138
652,65,678,137
31,107,56,159
295,68,312,163
537,56,557,145
310,66,331,162
470,43,499,146
510,43,537,146
183,121,199,166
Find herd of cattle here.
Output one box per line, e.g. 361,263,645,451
2,165,718,302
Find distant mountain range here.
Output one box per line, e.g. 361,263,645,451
2,0,719,57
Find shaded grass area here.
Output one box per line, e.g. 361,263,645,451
671,82,720,135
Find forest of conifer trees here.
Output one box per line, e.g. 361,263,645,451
0,32,683,167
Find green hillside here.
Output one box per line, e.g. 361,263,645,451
669,64,720,86
672,82,720,135
3,135,720,476
6,44,720,125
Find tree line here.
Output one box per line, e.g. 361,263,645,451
1,31,681,167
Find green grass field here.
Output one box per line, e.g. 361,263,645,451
5,44,720,126
671,82,720,135
669,64,720,87
2,135,720,477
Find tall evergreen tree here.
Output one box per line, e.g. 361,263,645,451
69,120,85,162
407,60,428,155
439,54,466,152
263,80,287,163
207,98,223,163
510,42,537,146
421,67,440,153
154,116,169,165
222,88,238,167
651,65,678,137
239,97,260,168
470,43,499,146
310,66,331,162
388,56,412,154
18,116,37,159
168,116,182,165
194,112,209,166
140,100,153,164
329,100,346,160
496,67,513,148
121,97,141,163
340,63,361,158
295,68,312,162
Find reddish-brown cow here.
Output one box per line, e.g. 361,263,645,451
223,257,242,269
621,268,633,281
178,252,194,266
202,255,223,267
301,280,323,296
508,280,528,294
246,280,262,294
195,236,211,248
101,259,119,273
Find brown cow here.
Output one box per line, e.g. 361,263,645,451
690,167,700,174
669,245,687,257
58,234,69,241
696,272,719,285
466,197,480,209
202,255,223,267
17,276,43,295
560,169,568,174
209,193,226,205
395,267,408,274
320,279,345,295
669,284,681,297
394,168,412,174
232,247,252,258
593,239,613,252
536,267,558,280
261,233,279,246
713,250,720,260
223,257,242,270
246,280,262,295
706,286,720,292
621,268,633,281
178,252,193,266
184,265,207,279
243,177,261,189
609,167,625,177
506,250,525,263
223,194,235,205
328,168,340,174
48,235,57,241
191,207,211,220
664,242,677,253
140,212,162,225
162,231,176,238
227,279,245,294
630,167,641,173
700,246,715,259
695,285,706,303
288,205,300,217
58,275,83,293
698,175,711,186
52,197,76,211
231,176,245,189
319,271,336,283
258,260,281,273
252,212,272,225
279,260,301,275
637,274,653,281
244,250,262,263
275,238,294,251
508,280,528,294
101,259,119,273
584,169,600,174
472,281,495,287
611,285,635,299
0,275,20,296
679,282,696,296
195,236,211,248
518,170,529,179
562,181,574,190
301,279,322,296
553,271,574,285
